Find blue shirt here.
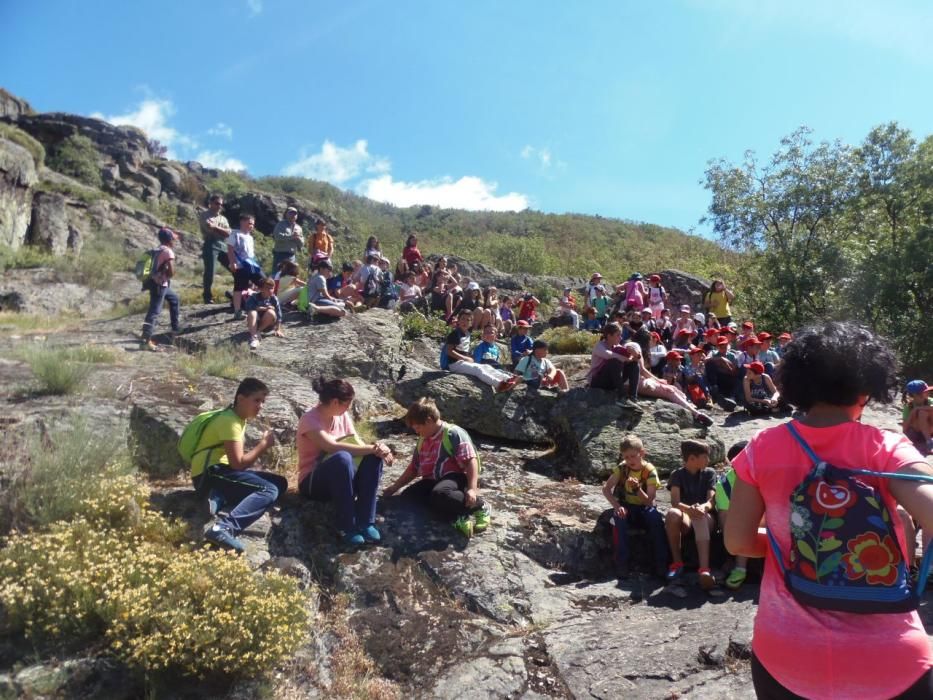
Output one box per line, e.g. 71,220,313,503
510,335,533,363
473,341,501,365
244,292,282,320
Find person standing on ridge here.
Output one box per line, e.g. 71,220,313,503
271,206,304,271
199,194,232,304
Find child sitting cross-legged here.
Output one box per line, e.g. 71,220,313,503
473,324,504,367
665,439,719,592
383,398,491,538
515,340,569,392
601,434,668,579
443,310,518,393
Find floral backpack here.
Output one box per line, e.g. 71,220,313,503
768,422,933,613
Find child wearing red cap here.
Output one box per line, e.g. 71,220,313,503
736,320,756,348
663,351,686,388
756,332,780,371
742,361,780,414
775,332,792,358
648,331,667,377
705,336,740,412
646,274,666,319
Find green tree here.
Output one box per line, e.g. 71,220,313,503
46,134,102,188
703,127,855,329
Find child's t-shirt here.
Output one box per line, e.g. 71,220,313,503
152,245,175,287
473,341,502,365
226,229,255,262
902,397,933,422
408,423,476,479
446,327,471,360
297,406,355,484
514,354,554,381
191,409,244,478
732,420,931,699
593,296,610,318
510,335,533,362
612,461,661,506
667,466,716,506
517,299,538,321
308,273,329,303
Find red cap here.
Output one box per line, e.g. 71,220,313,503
745,361,765,375
611,344,631,358
688,346,704,354
724,328,738,336
677,328,692,337
742,337,762,348
757,332,772,340
716,336,730,345
666,350,683,361
742,321,754,329
704,327,719,336
778,332,792,340
649,274,661,282
650,331,661,341
516,320,530,328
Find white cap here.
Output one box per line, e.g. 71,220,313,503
467,281,480,291
694,312,705,324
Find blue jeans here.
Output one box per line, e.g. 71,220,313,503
193,466,287,535
613,505,668,569
272,251,297,272
141,282,179,341
299,452,383,533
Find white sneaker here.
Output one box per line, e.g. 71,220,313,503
248,336,260,350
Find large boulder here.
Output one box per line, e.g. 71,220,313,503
0,87,33,119
0,137,37,249
660,269,712,313
550,388,725,479
12,112,151,169
27,190,82,255
393,371,555,444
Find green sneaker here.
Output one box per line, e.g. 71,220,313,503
453,515,474,538
725,566,747,590
473,505,491,533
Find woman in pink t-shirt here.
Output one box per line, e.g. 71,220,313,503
297,378,394,546
725,322,933,699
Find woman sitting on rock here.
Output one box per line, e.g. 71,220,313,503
297,377,393,546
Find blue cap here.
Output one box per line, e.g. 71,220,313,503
906,380,929,395
157,227,175,243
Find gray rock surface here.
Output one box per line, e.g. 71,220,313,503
0,137,37,249
0,87,33,119
27,190,82,254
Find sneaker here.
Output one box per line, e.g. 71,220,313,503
342,531,365,547
695,413,713,427
248,335,260,350
207,491,224,517
698,568,717,591
725,567,747,590
666,561,685,583
616,397,635,409
720,397,737,412
453,515,474,538
473,504,491,533
204,525,245,554
233,310,244,322
361,525,381,543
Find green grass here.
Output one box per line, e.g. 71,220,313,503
400,310,449,340
0,122,45,168
177,344,250,381
14,344,120,395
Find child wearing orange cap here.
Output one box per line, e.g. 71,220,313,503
663,350,686,388
742,361,780,414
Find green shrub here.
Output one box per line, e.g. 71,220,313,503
1,420,137,533
400,310,449,340
539,326,598,354
0,519,310,677
23,347,91,394
178,344,250,381
46,134,102,188
0,122,45,167
205,171,251,198
0,242,56,272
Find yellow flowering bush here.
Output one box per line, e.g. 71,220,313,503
0,518,311,678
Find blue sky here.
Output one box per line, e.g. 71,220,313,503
3,1,932,234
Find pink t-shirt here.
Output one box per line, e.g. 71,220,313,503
296,406,355,484
733,419,932,699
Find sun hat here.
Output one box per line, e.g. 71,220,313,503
693,312,705,324
641,308,653,316
591,272,602,279
467,281,480,291
285,206,298,214
742,337,762,347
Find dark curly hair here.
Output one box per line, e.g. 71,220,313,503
775,321,898,410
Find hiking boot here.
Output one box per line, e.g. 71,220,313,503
342,531,365,547
473,504,491,533
695,413,713,427
666,561,685,583
248,335,260,350
453,515,474,538
204,524,245,554
698,568,717,591
361,525,382,543
725,567,747,590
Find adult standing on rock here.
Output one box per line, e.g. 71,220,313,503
297,377,392,546
199,194,231,304
703,279,735,326
270,206,303,271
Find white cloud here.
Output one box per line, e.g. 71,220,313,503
92,98,197,156
521,145,553,168
246,0,263,16
282,139,390,183
195,150,247,172
360,175,528,212
207,122,233,140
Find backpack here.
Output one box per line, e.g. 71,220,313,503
177,408,231,476
415,425,481,480
134,248,161,287
362,267,380,299
297,285,310,313
768,422,933,613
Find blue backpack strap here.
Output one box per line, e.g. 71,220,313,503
848,469,933,484
785,422,821,465
766,528,787,574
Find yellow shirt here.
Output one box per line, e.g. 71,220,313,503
612,461,661,506
705,289,731,318
191,409,245,478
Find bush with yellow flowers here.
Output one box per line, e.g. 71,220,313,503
0,517,311,678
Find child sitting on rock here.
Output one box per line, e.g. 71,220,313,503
383,398,491,539
473,325,504,367
742,361,780,414
442,310,517,393
510,320,534,367
601,434,668,579
665,440,718,593
516,293,540,324
515,340,569,392
244,277,285,350
663,350,686,388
